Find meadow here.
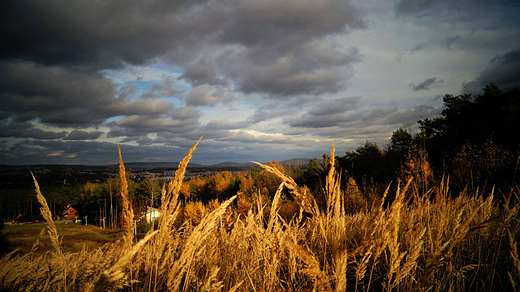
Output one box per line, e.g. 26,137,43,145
0,139,519,292
1,222,125,255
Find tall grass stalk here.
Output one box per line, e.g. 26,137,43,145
31,171,62,256
118,145,134,245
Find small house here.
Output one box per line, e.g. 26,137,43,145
62,206,79,220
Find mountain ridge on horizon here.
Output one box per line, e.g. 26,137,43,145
0,158,312,169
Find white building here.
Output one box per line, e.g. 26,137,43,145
144,206,161,223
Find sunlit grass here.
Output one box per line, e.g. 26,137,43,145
0,139,519,291
2,223,125,254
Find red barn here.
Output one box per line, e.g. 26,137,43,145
62,206,79,219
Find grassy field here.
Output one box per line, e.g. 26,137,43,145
0,141,519,291
1,222,125,255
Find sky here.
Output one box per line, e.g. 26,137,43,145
1,0,519,166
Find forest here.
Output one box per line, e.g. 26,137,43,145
0,84,519,291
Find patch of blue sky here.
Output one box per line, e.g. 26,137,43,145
164,98,185,109
102,62,188,100
104,115,125,123
198,104,250,125
148,60,183,74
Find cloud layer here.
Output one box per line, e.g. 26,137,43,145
0,0,518,165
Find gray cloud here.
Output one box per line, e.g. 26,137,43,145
0,1,204,70
0,136,320,166
308,96,360,116
250,107,296,124
385,105,440,125
64,130,103,140
107,106,200,141
395,0,451,15
445,35,461,50
19,128,68,140
395,53,406,62
185,85,234,107
120,136,154,145
0,139,193,165
209,0,365,50
6,0,510,165
0,120,67,140
284,97,365,129
248,97,314,124
410,77,443,91
0,0,368,162
145,76,185,98
203,120,251,131
179,58,227,87
463,48,520,94
0,61,176,127
218,45,361,97
395,43,425,62
395,0,497,16
286,101,440,136
0,61,117,126
0,0,365,90
410,43,425,53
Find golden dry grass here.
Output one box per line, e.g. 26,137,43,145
1,139,519,291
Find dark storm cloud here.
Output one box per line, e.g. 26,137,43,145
1,0,365,90
0,0,366,129
0,0,370,164
218,45,361,97
0,0,205,70
0,120,31,137
0,120,67,140
64,130,103,140
463,48,520,94
19,128,68,140
209,0,365,50
0,61,117,125
203,0,366,96
410,77,443,91
0,61,175,127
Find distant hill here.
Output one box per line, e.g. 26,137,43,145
280,158,311,166
0,158,311,171
211,162,257,168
